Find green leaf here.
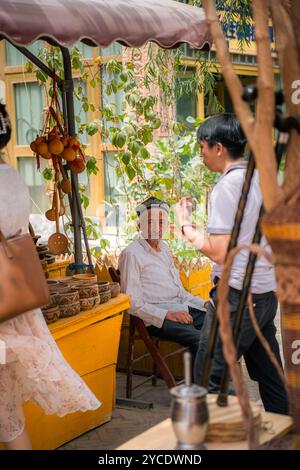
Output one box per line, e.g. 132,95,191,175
142,128,153,145
127,93,138,107
75,115,81,124
125,165,136,181
111,133,118,147
151,118,161,129
115,132,126,148
86,225,92,237
128,141,140,156
140,147,150,159
164,178,173,190
42,167,53,181
90,78,96,88
81,194,90,210
111,79,118,94
101,238,110,249
86,122,99,136
121,151,131,166
106,84,112,96
86,156,99,175
36,70,47,83
25,61,34,73
90,103,96,112
120,72,128,83
72,55,81,70
83,102,89,113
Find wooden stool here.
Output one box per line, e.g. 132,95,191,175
109,267,187,398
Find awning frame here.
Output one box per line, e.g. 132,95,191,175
0,0,211,271
7,39,89,271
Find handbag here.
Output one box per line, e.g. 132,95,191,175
0,229,50,322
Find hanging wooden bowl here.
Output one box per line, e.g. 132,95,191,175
58,183,66,216
45,182,58,221
48,189,68,255
58,158,72,194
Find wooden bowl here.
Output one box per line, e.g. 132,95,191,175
108,282,120,298
97,281,110,293
48,284,72,295
72,273,97,283
42,305,60,324
99,290,111,304
72,283,99,299
47,279,59,285
53,290,80,306
80,295,100,311
45,253,56,264
32,235,41,245
59,301,81,318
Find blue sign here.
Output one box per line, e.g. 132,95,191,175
222,20,274,43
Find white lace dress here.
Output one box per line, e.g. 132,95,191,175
0,163,101,442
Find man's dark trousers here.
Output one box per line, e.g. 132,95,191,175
147,307,206,366
193,286,289,415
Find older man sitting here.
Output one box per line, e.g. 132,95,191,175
118,196,207,364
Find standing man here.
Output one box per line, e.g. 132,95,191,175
176,113,288,415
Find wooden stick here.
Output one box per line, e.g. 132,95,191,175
252,0,281,208
202,0,281,211
269,0,300,194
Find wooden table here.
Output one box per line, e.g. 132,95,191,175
0,294,130,450
117,412,293,450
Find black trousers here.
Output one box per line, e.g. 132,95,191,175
193,285,289,415
147,307,206,371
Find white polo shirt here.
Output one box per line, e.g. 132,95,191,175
208,160,276,294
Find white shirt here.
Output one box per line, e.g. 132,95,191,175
208,160,276,293
118,237,206,328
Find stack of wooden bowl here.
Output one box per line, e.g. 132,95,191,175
36,244,50,278
108,282,120,298
44,279,81,319
53,287,81,317
72,275,100,310
41,275,115,324
42,282,60,323
97,281,112,304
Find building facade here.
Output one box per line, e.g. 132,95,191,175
0,23,280,237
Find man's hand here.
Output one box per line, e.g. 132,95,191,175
166,310,193,324
175,196,194,227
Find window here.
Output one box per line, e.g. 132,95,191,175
101,67,124,138
74,42,94,59
179,44,196,59
18,157,49,214
175,67,197,125
231,53,257,65
14,82,44,145
103,151,126,228
73,79,88,144
101,43,122,56
5,40,43,66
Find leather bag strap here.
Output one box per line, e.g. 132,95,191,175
0,229,13,259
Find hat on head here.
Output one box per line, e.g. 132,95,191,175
0,102,12,150
136,196,170,217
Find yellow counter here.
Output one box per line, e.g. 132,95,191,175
0,294,130,450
